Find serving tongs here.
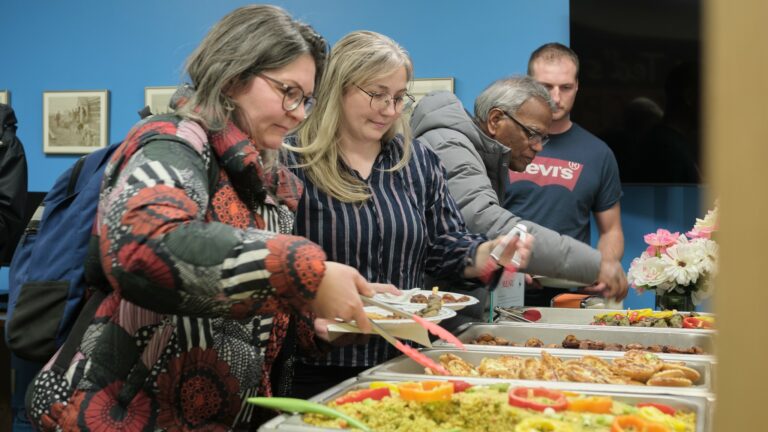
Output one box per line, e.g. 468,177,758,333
493,306,541,323
360,295,466,375
361,295,466,350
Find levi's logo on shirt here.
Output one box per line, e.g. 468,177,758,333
509,156,582,191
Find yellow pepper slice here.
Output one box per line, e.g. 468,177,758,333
650,310,676,319
637,406,687,432
369,381,399,394
595,309,655,321
515,416,574,432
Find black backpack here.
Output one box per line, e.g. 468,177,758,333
0,103,28,264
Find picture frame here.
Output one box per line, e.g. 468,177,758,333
43,90,109,154
410,78,455,105
0,90,9,105
144,86,177,116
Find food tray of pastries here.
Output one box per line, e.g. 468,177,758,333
437,322,716,356
360,348,714,396
258,376,712,432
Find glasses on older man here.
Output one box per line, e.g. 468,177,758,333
356,86,416,113
259,74,316,116
501,110,550,146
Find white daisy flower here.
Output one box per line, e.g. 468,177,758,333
661,242,702,286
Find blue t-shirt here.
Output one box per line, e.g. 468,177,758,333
503,122,622,245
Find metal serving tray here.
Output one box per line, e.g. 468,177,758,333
360,348,714,395
259,376,712,432
497,307,715,331
439,322,716,356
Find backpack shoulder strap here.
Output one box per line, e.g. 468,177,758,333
66,156,88,196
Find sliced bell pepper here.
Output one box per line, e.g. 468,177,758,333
611,415,647,432
636,403,676,416
333,387,390,405
595,309,654,321
611,415,672,432
643,423,669,432
508,387,567,412
636,406,685,431
514,416,575,431
643,422,672,432
682,317,713,329
368,381,399,394
567,396,613,413
448,380,473,393
397,381,454,402
651,310,676,319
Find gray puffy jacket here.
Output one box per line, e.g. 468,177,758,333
411,91,601,320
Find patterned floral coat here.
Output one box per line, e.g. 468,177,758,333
27,115,326,431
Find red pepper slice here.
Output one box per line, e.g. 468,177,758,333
449,380,473,393
334,387,390,405
682,317,713,329
636,402,676,416
508,387,567,412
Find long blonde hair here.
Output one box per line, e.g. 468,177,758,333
289,31,413,203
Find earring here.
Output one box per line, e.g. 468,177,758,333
223,97,235,112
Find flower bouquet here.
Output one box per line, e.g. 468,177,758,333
627,205,719,310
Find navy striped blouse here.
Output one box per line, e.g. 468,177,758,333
284,135,485,367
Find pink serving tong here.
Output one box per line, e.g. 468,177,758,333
367,319,450,375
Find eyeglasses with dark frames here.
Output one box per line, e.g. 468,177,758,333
356,86,416,113
500,109,550,146
259,74,316,116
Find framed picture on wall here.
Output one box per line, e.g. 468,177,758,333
410,78,455,105
144,86,177,116
0,90,9,105
43,90,109,154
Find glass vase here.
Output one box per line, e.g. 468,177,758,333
655,286,695,311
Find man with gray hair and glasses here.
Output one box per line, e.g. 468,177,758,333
411,76,626,323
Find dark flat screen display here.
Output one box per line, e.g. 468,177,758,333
570,0,701,184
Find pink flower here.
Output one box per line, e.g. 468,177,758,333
687,226,714,239
644,229,680,255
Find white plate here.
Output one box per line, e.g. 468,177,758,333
362,304,456,325
373,289,479,311
532,276,587,289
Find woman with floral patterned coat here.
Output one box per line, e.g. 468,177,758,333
26,5,377,431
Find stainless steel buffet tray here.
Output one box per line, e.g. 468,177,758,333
497,307,715,330
360,348,714,395
259,375,712,432
438,322,716,356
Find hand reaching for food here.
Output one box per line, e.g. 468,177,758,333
310,262,374,333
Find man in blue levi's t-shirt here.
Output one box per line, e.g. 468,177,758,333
505,43,624,306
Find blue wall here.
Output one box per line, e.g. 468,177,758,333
1,0,568,191
0,1,709,311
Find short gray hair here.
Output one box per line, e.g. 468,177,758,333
474,75,555,123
